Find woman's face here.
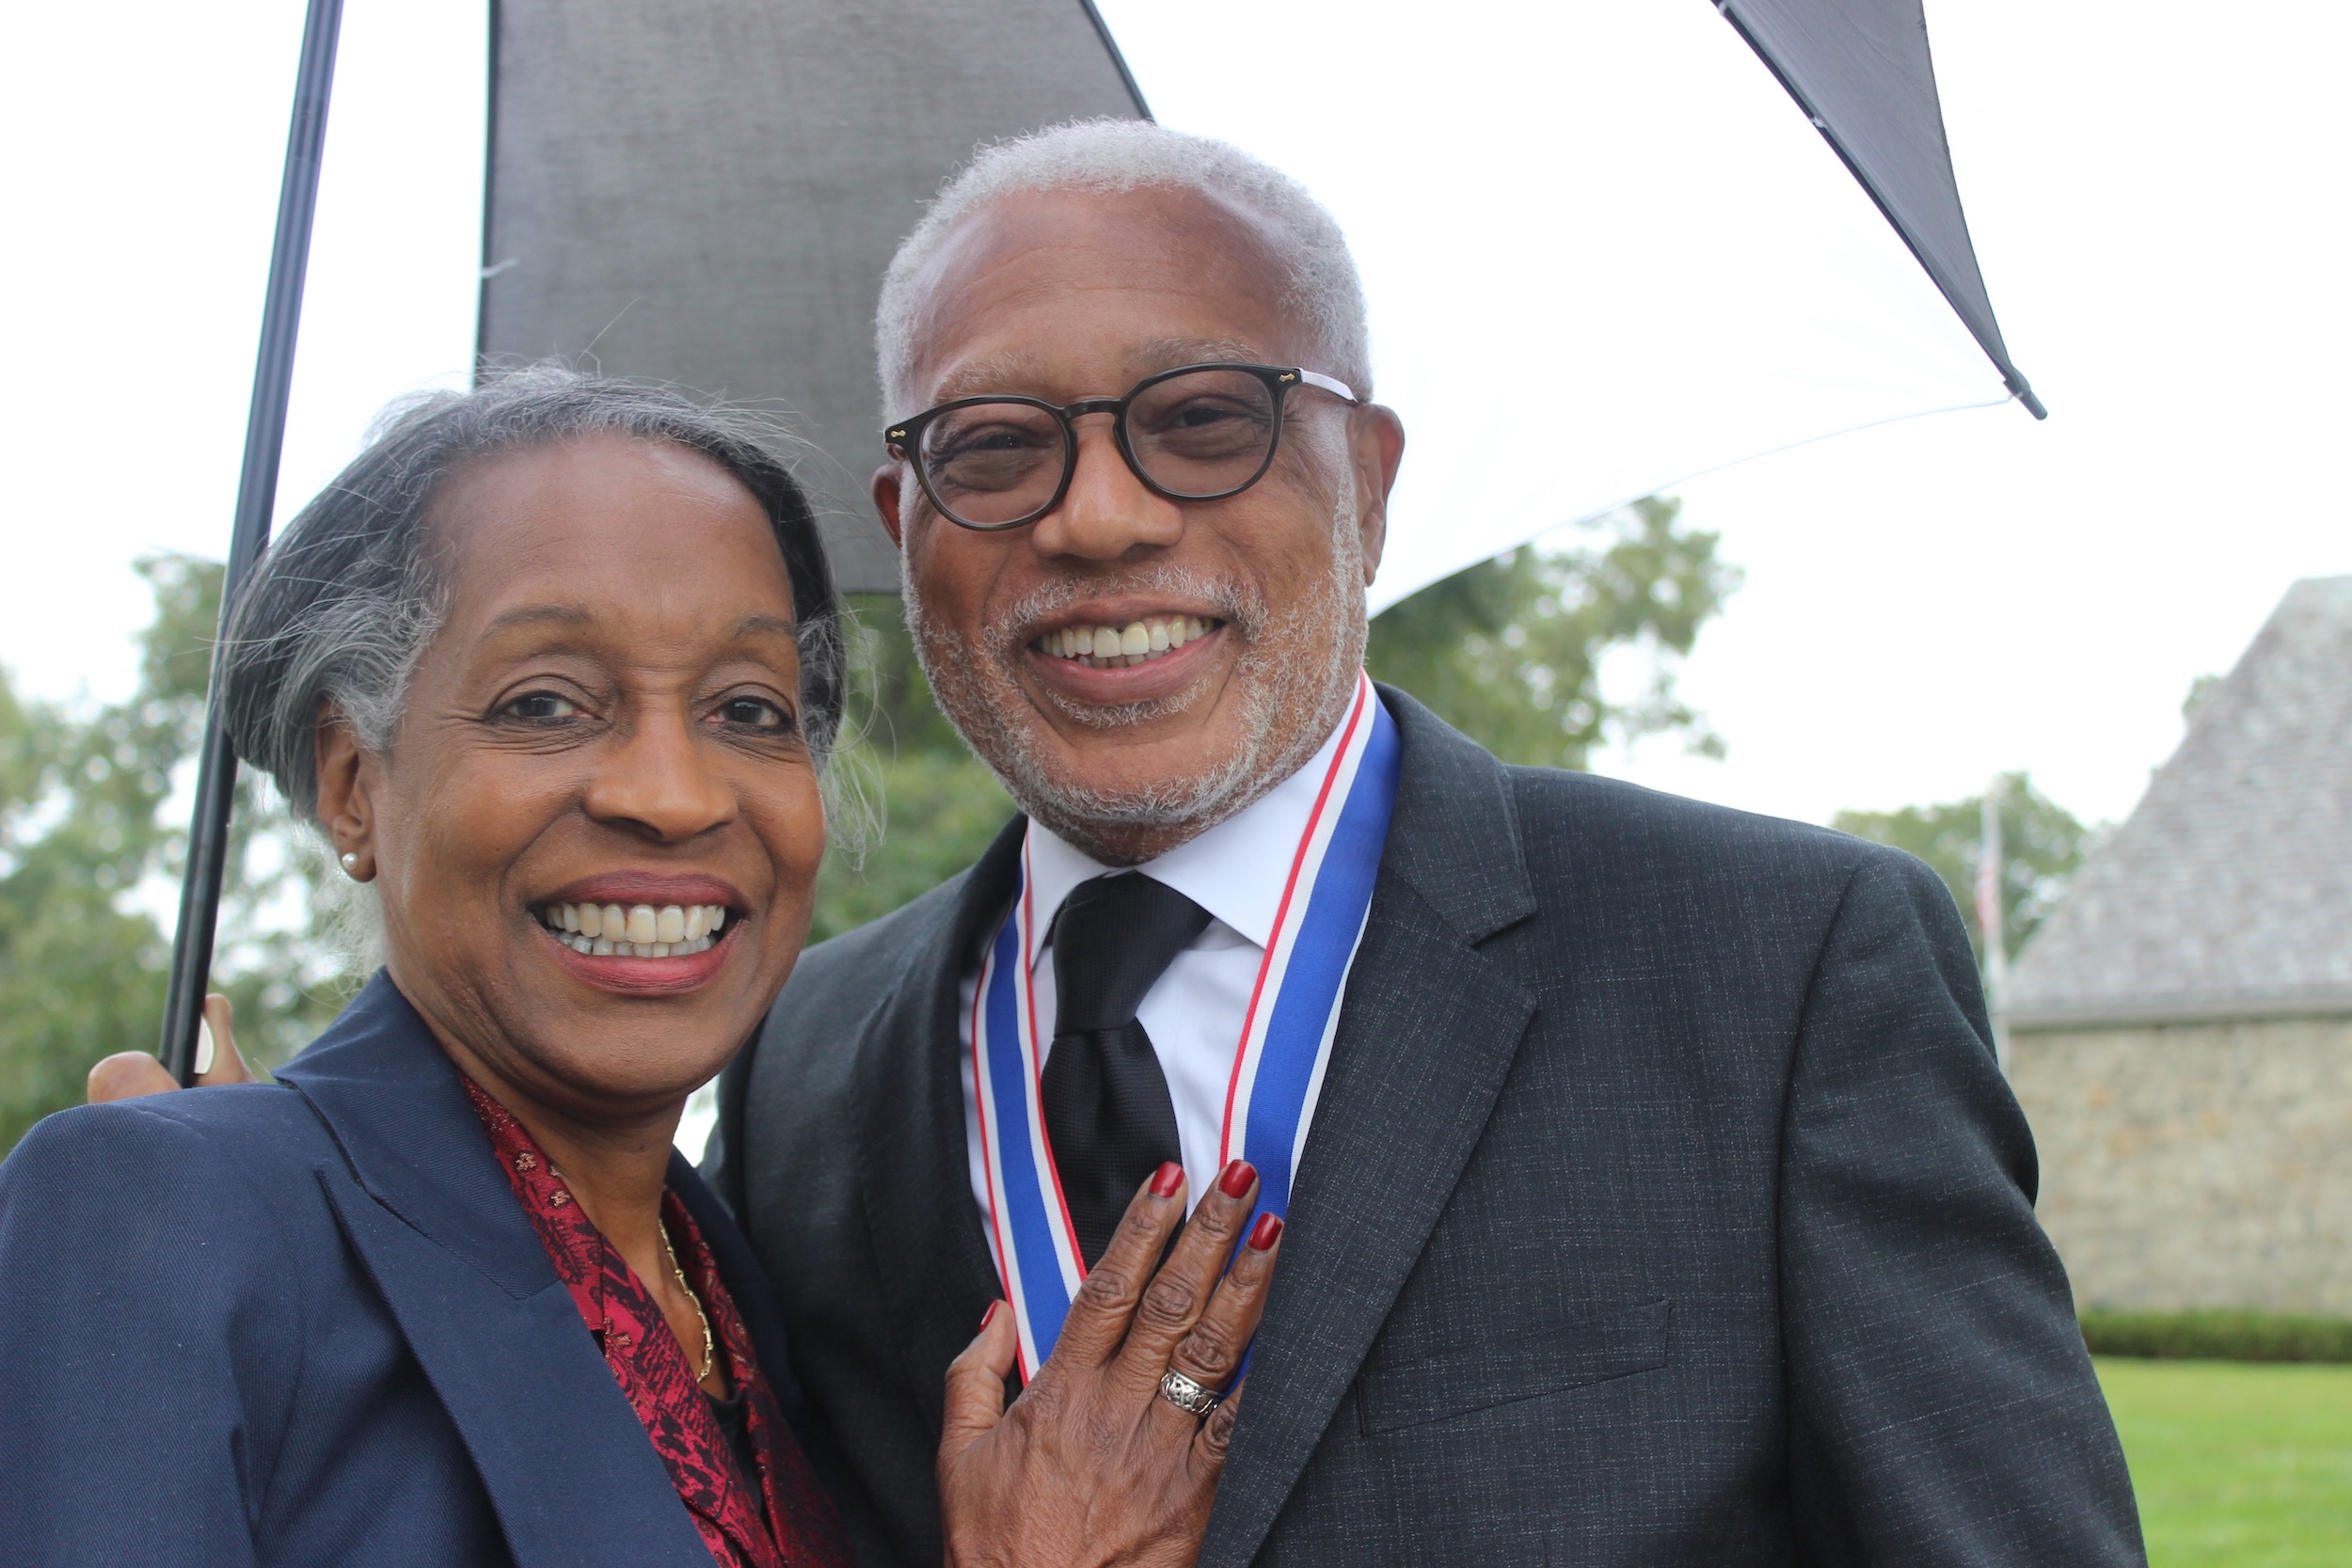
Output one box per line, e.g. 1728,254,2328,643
320,433,826,1123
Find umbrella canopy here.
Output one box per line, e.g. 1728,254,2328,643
1720,0,2039,417
478,0,2033,599
477,0,1145,591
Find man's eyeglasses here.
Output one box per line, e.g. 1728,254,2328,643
882,362,1360,532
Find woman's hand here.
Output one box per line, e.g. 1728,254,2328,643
938,1159,1283,1568
87,994,250,1100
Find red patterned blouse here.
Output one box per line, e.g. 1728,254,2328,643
463,1080,849,1568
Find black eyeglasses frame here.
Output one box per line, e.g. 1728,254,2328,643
882,361,1361,532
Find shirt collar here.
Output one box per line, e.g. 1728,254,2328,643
1023,706,1353,967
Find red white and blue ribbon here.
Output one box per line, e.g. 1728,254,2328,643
969,673,1400,1379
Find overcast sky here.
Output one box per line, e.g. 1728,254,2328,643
3,0,2344,835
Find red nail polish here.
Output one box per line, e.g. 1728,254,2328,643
980,1301,1003,1332
1150,1161,1184,1198
1248,1212,1283,1252
1218,1159,1258,1198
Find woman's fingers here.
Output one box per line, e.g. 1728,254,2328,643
1163,1212,1281,1396
195,995,251,1085
1189,1379,1244,1481
1111,1159,1260,1392
1049,1161,1189,1368
938,1301,1019,1469
85,995,248,1102
85,1053,177,1102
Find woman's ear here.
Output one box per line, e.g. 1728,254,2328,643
313,705,376,882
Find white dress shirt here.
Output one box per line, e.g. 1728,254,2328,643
960,711,1351,1231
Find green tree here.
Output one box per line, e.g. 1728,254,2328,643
1833,772,2104,963
1365,497,1741,768
0,558,348,1154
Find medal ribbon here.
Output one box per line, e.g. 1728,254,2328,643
970,673,1400,1378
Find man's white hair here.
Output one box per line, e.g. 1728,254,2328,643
875,118,1372,417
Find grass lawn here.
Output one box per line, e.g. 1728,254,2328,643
2094,1357,2352,1567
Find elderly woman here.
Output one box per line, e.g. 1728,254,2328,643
0,371,1276,1567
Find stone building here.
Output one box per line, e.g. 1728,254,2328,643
2005,575,2352,1316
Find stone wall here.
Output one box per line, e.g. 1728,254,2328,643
2005,1014,2352,1315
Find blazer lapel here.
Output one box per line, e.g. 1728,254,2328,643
278,977,715,1568
852,814,1027,1431
1201,690,1540,1568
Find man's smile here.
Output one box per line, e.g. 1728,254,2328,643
1031,612,1223,669
1024,615,1228,708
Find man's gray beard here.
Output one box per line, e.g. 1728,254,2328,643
903,517,1369,866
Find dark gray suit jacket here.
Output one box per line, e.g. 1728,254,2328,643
708,689,2143,1567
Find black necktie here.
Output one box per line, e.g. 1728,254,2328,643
1041,874,1211,1266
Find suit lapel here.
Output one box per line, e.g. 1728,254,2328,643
1201,690,1540,1568
853,814,1027,1431
278,977,714,1568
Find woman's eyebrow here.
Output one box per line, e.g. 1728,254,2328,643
730,612,800,642
483,603,595,635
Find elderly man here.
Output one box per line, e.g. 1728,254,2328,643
707,120,2143,1568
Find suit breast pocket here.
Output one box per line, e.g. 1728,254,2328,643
1354,1297,1672,1436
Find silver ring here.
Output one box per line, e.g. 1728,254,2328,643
1158,1369,1222,1418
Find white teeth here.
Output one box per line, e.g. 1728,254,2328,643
542,902,727,958
1042,616,1220,669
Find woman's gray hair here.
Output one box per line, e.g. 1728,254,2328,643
875,118,1373,417
221,364,847,819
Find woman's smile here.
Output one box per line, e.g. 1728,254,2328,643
532,875,747,997
535,910,739,995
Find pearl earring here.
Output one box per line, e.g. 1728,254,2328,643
341,852,360,873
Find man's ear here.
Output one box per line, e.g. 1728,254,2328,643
1349,404,1406,585
872,464,907,549
312,705,376,880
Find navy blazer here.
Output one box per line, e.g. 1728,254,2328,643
0,974,818,1568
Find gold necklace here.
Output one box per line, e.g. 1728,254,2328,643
660,1223,717,1382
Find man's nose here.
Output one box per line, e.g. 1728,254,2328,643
1028,418,1184,561
582,707,738,842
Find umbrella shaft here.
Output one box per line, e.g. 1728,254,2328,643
159,0,346,1083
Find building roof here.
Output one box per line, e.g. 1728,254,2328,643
2007,575,2352,1029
